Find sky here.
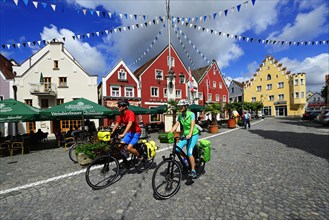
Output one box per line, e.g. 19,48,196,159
0,0,328,93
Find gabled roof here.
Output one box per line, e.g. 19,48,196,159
232,80,244,88
0,54,14,79
191,65,209,83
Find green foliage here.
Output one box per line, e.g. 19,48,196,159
75,142,110,159
204,103,221,125
167,99,179,126
321,85,328,103
225,101,264,114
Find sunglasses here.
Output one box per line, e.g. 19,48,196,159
118,105,124,108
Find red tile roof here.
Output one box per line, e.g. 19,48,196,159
0,54,14,79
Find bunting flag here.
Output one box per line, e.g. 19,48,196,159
188,67,195,93
173,0,256,23
130,25,166,66
1,18,164,50
5,0,149,20
177,21,329,47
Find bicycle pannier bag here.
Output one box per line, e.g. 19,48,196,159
145,140,158,158
97,131,111,142
198,139,211,162
158,132,174,143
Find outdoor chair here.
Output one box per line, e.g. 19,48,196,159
0,142,11,156
11,140,24,156
64,137,75,151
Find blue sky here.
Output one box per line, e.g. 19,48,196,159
1,0,328,92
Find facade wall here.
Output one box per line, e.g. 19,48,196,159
244,56,306,117
0,72,14,100
12,42,98,134
228,82,243,103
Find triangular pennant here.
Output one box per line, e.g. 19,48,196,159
134,14,137,20
83,9,87,15
51,4,56,11
89,10,94,15
224,9,228,16
108,12,112,17
41,2,47,8
17,43,21,48
96,11,100,17
13,0,18,5
251,0,256,6
237,4,241,12
32,1,38,8
37,40,41,45
23,0,28,6
213,13,217,19
102,12,106,17
124,14,128,19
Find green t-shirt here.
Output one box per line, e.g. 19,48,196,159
177,110,199,136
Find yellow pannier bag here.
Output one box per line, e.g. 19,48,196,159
97,131,111,142
138,139,158,158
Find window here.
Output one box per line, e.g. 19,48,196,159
155,69,163,81
0,96,3,100
215,94,219,101
41,99,49,108
151,87,159,97
223,95,226,102
231,87,234,93
167,56,175,67
111,86,120,97
301,92,304,98
295,92,299,98
53,60,59,69
278,82,284,88
56,99,64,105
267,74,271,80
301,79,304,85
118,69,127,81
219,82,222,89
294,79,298,86
175,90,182,98
257,86,262,91
207,94,212,101
266,84,272,90
268,95,274,101
59,77,67,87
213,82,216,88
125,87,134,97
278,94,284,100
252,97,256,102
163,88,167,97
44,77,51,91
25,99,32,106
198,92,203,100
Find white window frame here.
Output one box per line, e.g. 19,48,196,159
118,69,127,81
150,87,159,97
222,95,226,102
257,86,262,91
295,92,299,98
175,89,182,98
207,94,212,101
278,82,284,88
301,92,304,98
219,82,222,89
294,79,298,86
124,87,134,97
267,84,272,90
215,94,219,101
213,81,216,88
155,69,163,81
167,56,175,67
198,92,203,100
268,95,274,101
111,86,121,97
278,94,284,100
163,88,167,98
252,97,256,102
301,79,304,85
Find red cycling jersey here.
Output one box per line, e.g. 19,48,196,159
117,109,141,133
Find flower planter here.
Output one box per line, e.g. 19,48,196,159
77,153,93,166
228,118,236,129
208,124,219,133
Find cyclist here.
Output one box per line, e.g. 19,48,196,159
169,99,199,178
111,99,143,165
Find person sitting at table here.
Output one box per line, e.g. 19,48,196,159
65,127,74,138
35,129,45,143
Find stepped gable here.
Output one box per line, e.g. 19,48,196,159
0,54,14,79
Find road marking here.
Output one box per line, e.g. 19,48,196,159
0,120,264,195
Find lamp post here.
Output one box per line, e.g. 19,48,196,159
166,68,175,89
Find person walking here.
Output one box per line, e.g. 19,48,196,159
244,111,251,129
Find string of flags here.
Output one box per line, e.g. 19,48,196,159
171,0,256,23
177,21,329,46
1,18,165,50
4,0,149,20
130,25,166,66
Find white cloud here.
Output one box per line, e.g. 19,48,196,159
268,4,328,41
279,53,329,92
40,25,107,75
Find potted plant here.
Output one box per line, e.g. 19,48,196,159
204,102,221,133
75,142,110,166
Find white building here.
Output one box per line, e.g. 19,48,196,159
13,42,99,135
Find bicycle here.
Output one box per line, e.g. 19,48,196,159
152,136,205,199
85,129,155,190
68,130,96,163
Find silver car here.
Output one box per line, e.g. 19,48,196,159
318,109,329,126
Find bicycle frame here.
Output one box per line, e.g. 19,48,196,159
168,136,192,172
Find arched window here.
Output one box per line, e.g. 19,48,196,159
267,74,271,80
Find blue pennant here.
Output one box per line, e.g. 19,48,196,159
251,0,256,6
23,0,28,6
237,5,241,12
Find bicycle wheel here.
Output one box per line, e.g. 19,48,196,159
194,157,205,179
68,144,77,163
133,155,154,173
152,159,182,199
85,155,119,190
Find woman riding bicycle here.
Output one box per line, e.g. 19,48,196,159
111,99,144,164
169,99,199,178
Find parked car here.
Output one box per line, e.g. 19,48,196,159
318,109,329,126
251,111,265,119
302,110,322,121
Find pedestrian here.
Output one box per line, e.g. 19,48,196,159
244,111,251,129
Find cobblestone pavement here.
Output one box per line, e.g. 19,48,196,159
0,118,328,219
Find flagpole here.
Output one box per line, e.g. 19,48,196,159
166,0,171,72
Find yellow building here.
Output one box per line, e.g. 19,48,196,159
243,55,306,117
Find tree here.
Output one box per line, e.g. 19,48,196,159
321,85,328,104
204,102,221,125
167,99,179,126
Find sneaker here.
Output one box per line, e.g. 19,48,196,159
188,170,197,179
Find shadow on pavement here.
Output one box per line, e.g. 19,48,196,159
249,129,329,162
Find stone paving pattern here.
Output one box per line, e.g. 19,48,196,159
0,118,328,219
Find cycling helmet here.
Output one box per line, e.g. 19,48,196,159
117,99,129,107
177,99,190,106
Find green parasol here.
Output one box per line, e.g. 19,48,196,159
0,99,42,122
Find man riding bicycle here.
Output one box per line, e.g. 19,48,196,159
169,99,199,178
111,99,143,166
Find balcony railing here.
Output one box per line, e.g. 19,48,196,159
30,83,57,96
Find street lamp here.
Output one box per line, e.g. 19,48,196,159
166,68,175,89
